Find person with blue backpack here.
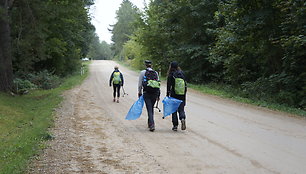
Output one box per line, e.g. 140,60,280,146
166,61,187,131
109,66,124,103
138,60,160,132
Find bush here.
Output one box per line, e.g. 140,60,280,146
241,74,302,108
13,70,62,92
27,70,61,89
13,78,37,94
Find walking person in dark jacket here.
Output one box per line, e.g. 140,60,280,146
166,61,187,131
138,60,160,131
109,66,124,103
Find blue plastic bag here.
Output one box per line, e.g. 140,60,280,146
125,96,145,120
162,96,183,118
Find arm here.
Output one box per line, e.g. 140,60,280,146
138,70,145,95
120,72,124,86
109,72,114,86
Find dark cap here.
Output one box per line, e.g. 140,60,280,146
170,61,178,68
144,60,152,65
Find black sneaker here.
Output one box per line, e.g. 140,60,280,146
181,119,186,130
172,126,178,131
149,125,155,132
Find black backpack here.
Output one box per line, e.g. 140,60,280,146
143,69,160,93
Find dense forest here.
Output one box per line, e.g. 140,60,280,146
0,0,95,91
0,0,305,110
111,0,305,110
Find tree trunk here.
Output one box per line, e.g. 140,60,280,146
0,0,13,92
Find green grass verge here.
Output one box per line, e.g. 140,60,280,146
0,62,90,174
189,83,306,117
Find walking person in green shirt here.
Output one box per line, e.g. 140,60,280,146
109,66,124,103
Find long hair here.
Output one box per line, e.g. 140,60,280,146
167,65,181,76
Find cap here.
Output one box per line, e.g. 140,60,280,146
170,61,178,68
144,60,152,65
114,65,119,69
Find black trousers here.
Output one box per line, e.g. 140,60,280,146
143,93,158,126
172,101,186,126
113,84,121,98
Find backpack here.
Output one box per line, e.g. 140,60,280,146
173,71,186,95
113,71,121,85
143,69,160,93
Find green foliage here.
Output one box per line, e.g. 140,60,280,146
209,0,306,108
134,0,220,80
110,0,142,58
11,0,94,76
13,70,61,92
241,74,301,107
13,78,37,94
114,0,305,110
122,37,148,69
87,34,113,60
27,70,61,90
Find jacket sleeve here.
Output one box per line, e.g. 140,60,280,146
183,71,187,95
138,70,145,94
156,71,161,98
120,72,124,86
109,72,114,86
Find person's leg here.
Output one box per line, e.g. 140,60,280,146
112,85,116,102
150,94,157,124
178,101,186,130
116,85,121,103
178,101,186,120
172,111,178,131
143,93,155,131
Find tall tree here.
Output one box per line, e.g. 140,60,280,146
110,0,141,58
0,0,13,92
134,0,220,80
11,0,94,76
88,34,113,60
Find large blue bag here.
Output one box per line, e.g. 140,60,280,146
162,96,183,118
125,96,145,120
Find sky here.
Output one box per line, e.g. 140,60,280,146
89,0,148,44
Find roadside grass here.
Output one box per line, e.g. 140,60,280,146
189,83,306,117
0,62,90,174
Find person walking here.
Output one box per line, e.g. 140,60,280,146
138,60,160,132
109,65,124,103
166,61,187,131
